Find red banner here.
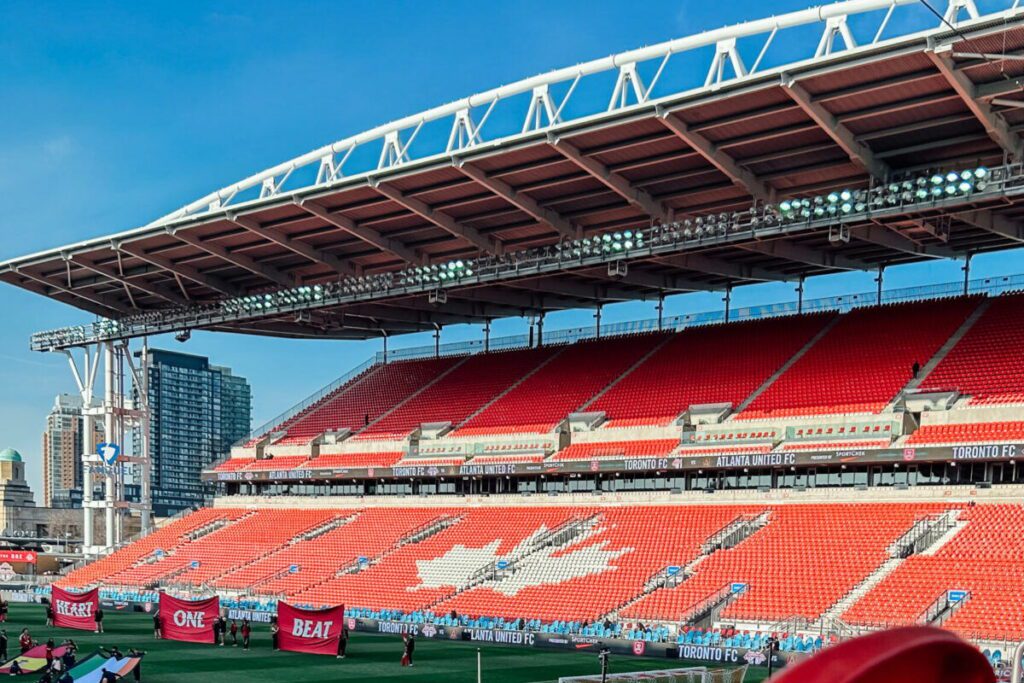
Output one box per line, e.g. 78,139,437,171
0,550,36,564
51,586,98,631
277,602,345,656
159,593,219,644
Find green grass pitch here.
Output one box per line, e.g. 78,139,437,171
6,604,767,682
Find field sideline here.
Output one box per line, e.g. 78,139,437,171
3,604,767,682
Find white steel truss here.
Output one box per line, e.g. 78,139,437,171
63,341,152,557
127,0,1021,230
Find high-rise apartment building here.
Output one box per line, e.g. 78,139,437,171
42,394,102,508
136,349,251,516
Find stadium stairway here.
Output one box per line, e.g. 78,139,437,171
447,346,566,433
606,511,770,623
576,333,675,413
355,356,471,437
885,299,992,408
731,314,840,415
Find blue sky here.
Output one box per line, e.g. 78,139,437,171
1,0,1021,493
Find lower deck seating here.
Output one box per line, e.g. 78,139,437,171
622,504,944,624
65,502,1022,641
842,505,1024,641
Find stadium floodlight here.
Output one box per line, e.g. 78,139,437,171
27,163,1018,352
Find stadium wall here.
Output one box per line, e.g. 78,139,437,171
211,483,1024,510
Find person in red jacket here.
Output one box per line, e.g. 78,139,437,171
18,628,32,654
241,620,251,652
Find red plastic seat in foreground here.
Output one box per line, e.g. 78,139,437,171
774,627,994,683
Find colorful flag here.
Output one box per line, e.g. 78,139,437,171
67,652,142,682
0,644,68,674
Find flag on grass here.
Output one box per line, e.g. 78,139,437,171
66,651,142,682
0,644,69,674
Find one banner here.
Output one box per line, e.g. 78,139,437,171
277,602,345,656
0,644,69,674
159,593,219,644
0,550,37,564
52,586,100,630
66,652,142,682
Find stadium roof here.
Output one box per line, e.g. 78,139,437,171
5,0,1024,342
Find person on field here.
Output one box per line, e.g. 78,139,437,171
229,620,238,647
99,668,117,683
19,628,32,654
401,633,415,666
128,648,145,682
271,622,280,651
45,639,55,669
99,646,122,661
94,608,104,634
0,598,8,623
0,629,7,661
336,625,349,659
241,620,251,651
45,605,54,627
60,641,76,670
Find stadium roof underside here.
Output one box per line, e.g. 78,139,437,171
7,0,1024,345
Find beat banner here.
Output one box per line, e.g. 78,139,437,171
277,602,345,656
51,586,99,630
159,593,219,644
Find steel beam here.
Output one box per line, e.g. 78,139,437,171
457,162,577,239
547,134,672,224
851,224,958,259
925,47,1020,157
227,214,360,278
373,182,498,254
13,267,128,314
655,252,796,282
738,239,874,271
956,209,1024,242
782,76,890,179
294,198,422,265
173,231,296,288
67,255,189,306
658,108,774,204
588,266,721,292
450,286,585,312
117,242,241,297
509,276,651,302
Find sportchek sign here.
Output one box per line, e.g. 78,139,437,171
159,593,220,644
51,586,99,630
277,602,346,656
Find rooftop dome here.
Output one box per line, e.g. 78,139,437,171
0,448,22,462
